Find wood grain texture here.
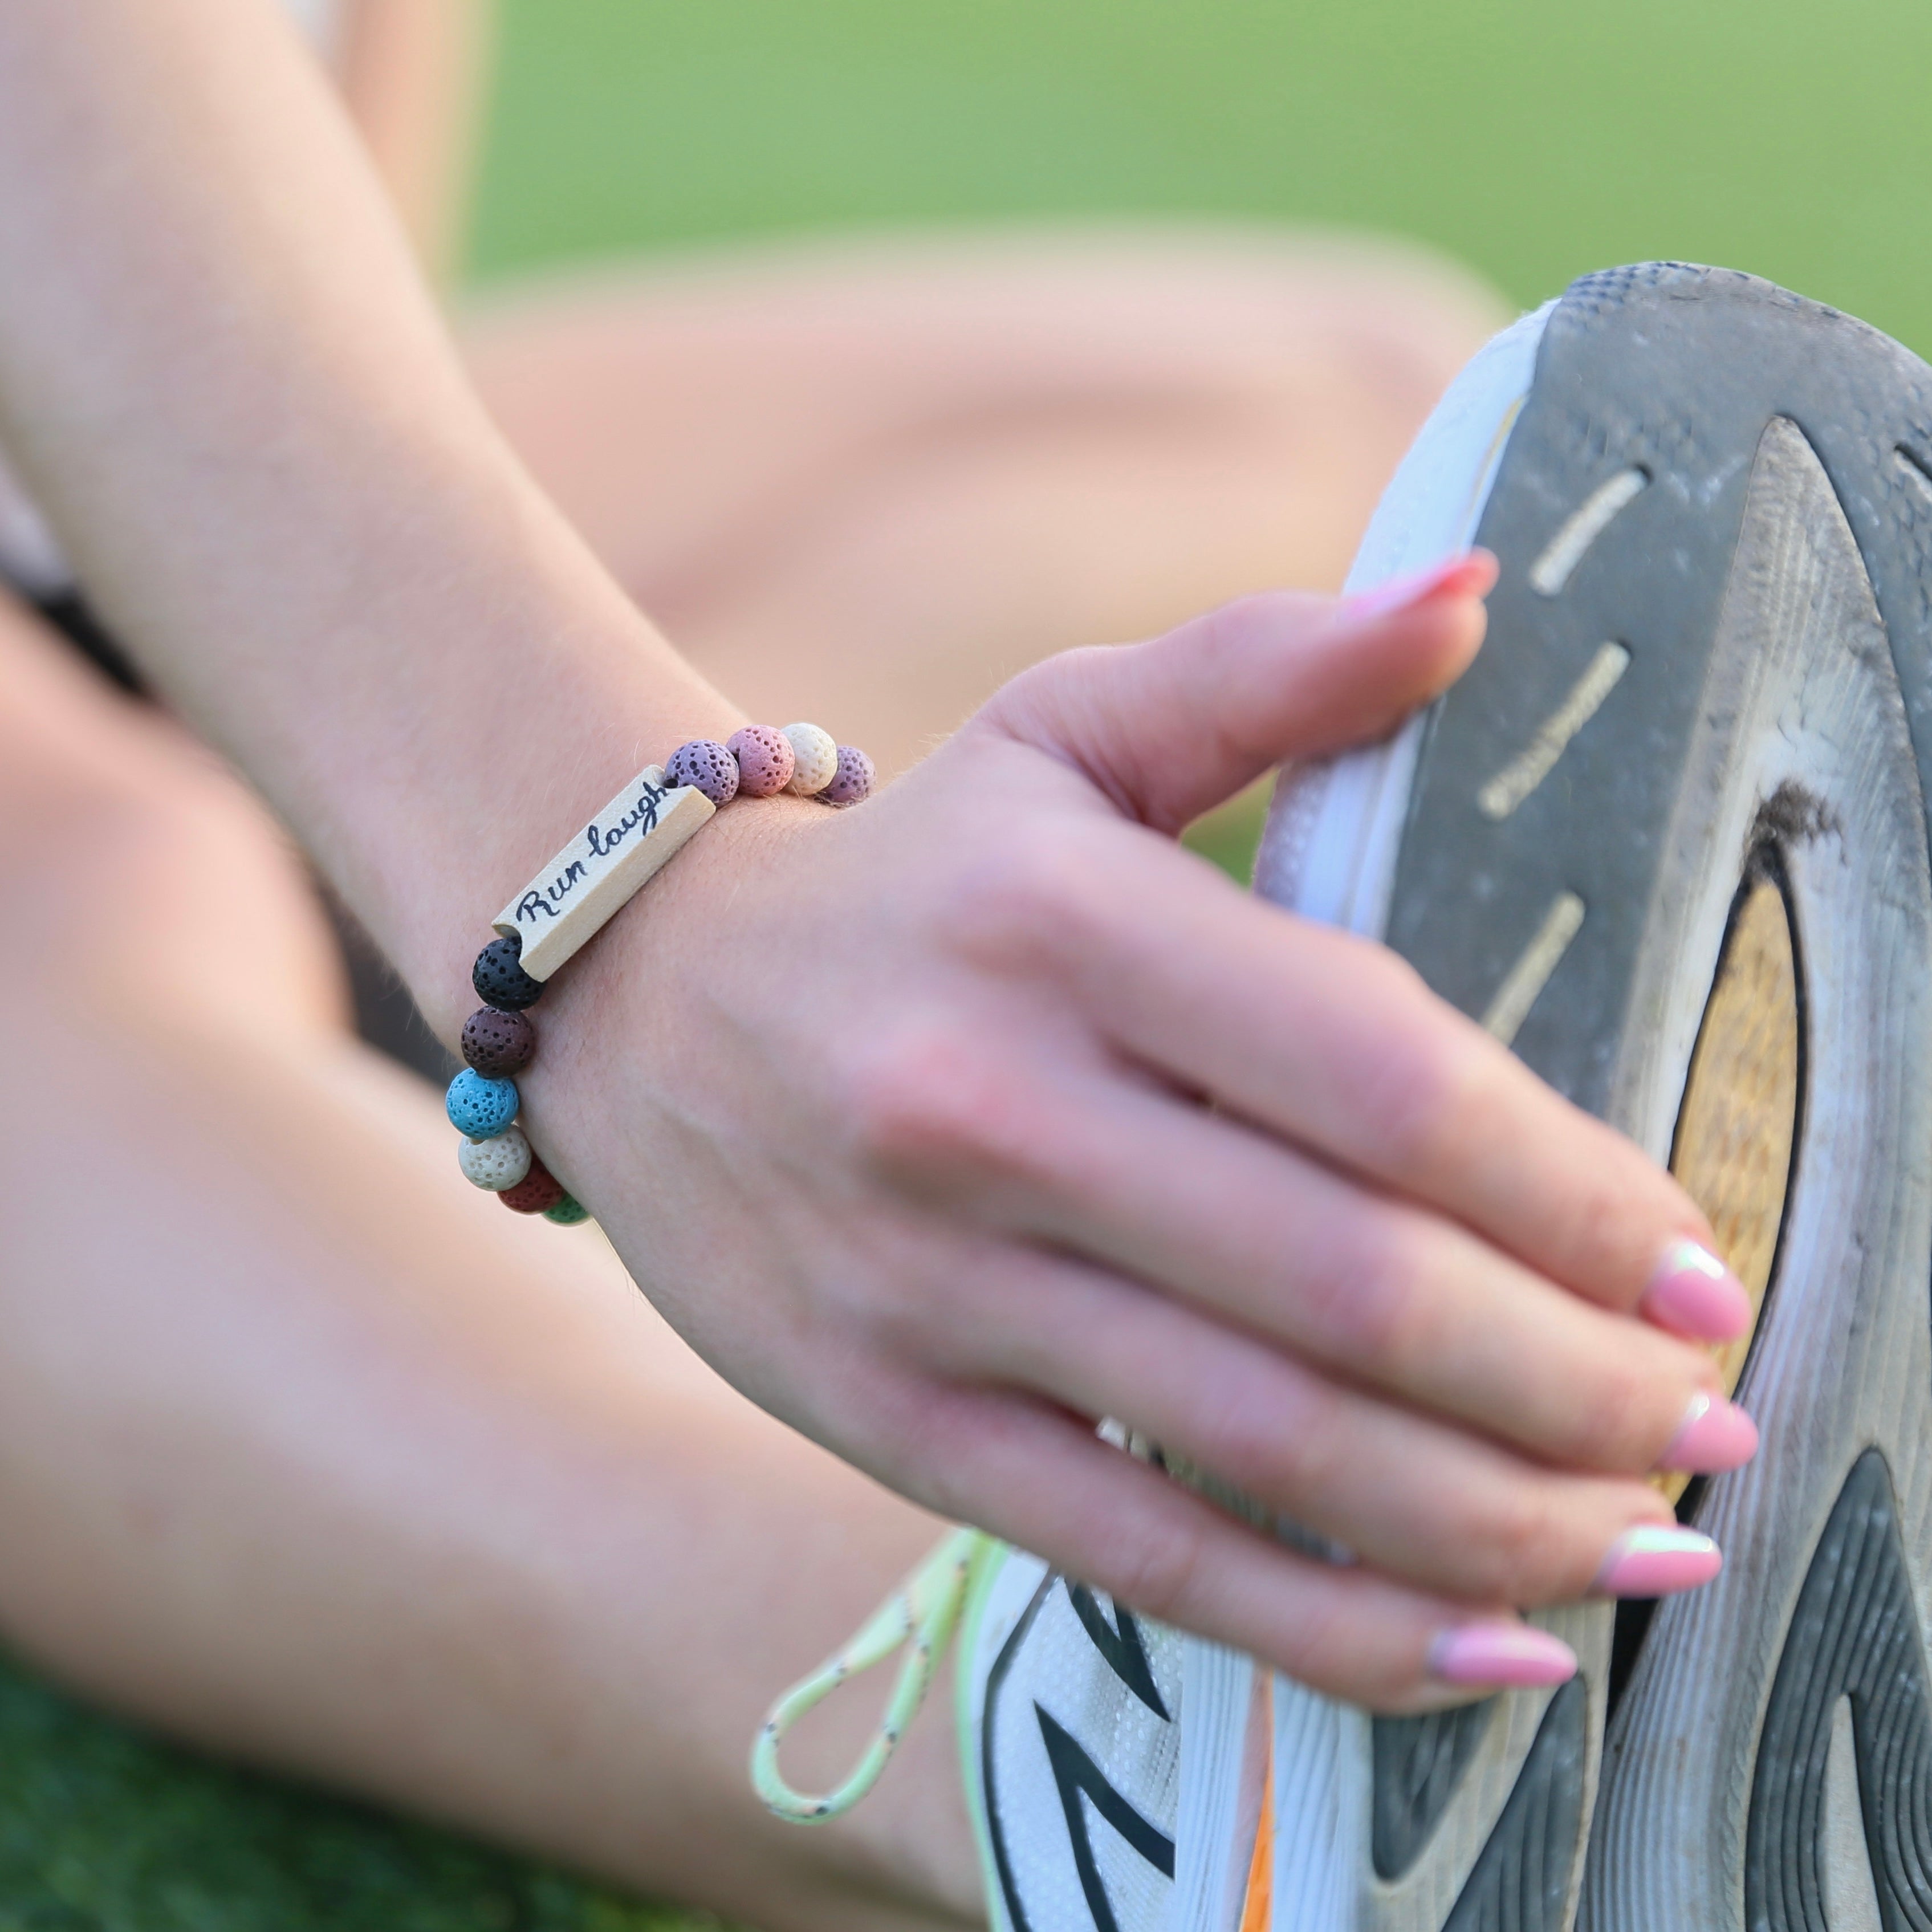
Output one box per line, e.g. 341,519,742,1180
1581,417,1932,1925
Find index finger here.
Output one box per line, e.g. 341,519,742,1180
1026,831,1746,1337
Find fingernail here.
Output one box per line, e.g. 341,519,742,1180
1427,1621,1578,1689
1593,1524,1723,1598
1339,550,1496,624
1660,1389,1759,1474
1640,1238,1753,1341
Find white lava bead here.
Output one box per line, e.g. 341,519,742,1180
458,1124,532,1191
783,722,839,796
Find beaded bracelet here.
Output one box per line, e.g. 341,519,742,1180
446,723,875,1228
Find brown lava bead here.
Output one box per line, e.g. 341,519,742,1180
462,1006,536,1078
499,1157,567,1215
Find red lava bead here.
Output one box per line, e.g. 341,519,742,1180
666,739,740,806
727,724,796,798
462,1007,536,1078
499,1157,567,1215
821,745,876,807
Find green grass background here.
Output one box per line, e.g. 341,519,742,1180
8,1,1930,1924
471,0,1932,356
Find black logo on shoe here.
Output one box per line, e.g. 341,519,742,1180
983,1576,1177,1932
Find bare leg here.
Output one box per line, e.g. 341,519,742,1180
332,0,492,281
463,227,1510,775
0,598,977,1931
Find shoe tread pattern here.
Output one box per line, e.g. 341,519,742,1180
1373,1704,1496,1881
1377,263,1932,1927
1441,1680,1590,1932
1748,1450,1932,1932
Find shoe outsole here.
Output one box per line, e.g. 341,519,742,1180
1342,263,1932,1928
961,261,1932,1932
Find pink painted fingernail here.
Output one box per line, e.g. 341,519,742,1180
1427,1621,1578,1689
1659,1389,1759,1474
1593,1524,1723,1598
1640,1238,1752,1341
1339,550,1497,624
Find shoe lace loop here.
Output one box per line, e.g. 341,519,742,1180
751,1526,987,1823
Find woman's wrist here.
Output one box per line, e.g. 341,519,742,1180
360,631,746,1036
437,724,875,1230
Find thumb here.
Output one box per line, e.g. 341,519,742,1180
983,551,1496,834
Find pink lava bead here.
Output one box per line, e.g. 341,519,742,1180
727,725,796,798
821,745,876,807
666,738,740,806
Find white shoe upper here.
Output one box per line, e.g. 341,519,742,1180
961,297,1561,1932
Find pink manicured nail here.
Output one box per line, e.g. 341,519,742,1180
1427,1621,1578,1689
1339,550,1498,624
1640,1238,1753,1341
1660,1390,1759,1474
1593,1524,1723,1598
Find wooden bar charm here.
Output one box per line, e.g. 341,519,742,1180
491,764,715,981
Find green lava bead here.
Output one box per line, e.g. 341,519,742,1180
543,1194,592,1226
446,1068,519,1138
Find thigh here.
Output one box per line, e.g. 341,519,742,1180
0,593,975,1929
0,589,349,1042
463,226,1510,776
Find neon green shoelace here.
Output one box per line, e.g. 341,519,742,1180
751,1526,991,1822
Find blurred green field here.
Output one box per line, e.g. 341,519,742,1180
474,0,1932,359
8,2,1932,1926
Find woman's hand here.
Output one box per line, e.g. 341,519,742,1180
533,558,1750,1710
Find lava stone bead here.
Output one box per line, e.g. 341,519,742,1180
821,745,876,807
446,1067,519,1138
499,1157,567,1215
457,1124,531,1191
472,933,544,1010
782,722,839,796
727,724,796,798
462,1006,536,1078
666,738,740,806
543,1194,592,1226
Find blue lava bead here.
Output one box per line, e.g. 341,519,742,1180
446,1068,519,1138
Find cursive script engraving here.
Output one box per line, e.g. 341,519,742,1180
514,861,587,925
585,781,666,859
491,763,715,982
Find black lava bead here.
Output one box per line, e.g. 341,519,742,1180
472,933,544,1010
462,1006,536,1077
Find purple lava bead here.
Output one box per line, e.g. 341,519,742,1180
820,745,876,807
726,725,796,799
666,738,740,807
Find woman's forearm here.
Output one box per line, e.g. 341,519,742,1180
0,0,737,1010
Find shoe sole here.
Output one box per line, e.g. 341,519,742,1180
1262,262,1932,1927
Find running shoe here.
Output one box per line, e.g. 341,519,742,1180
760,262,1932,1930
